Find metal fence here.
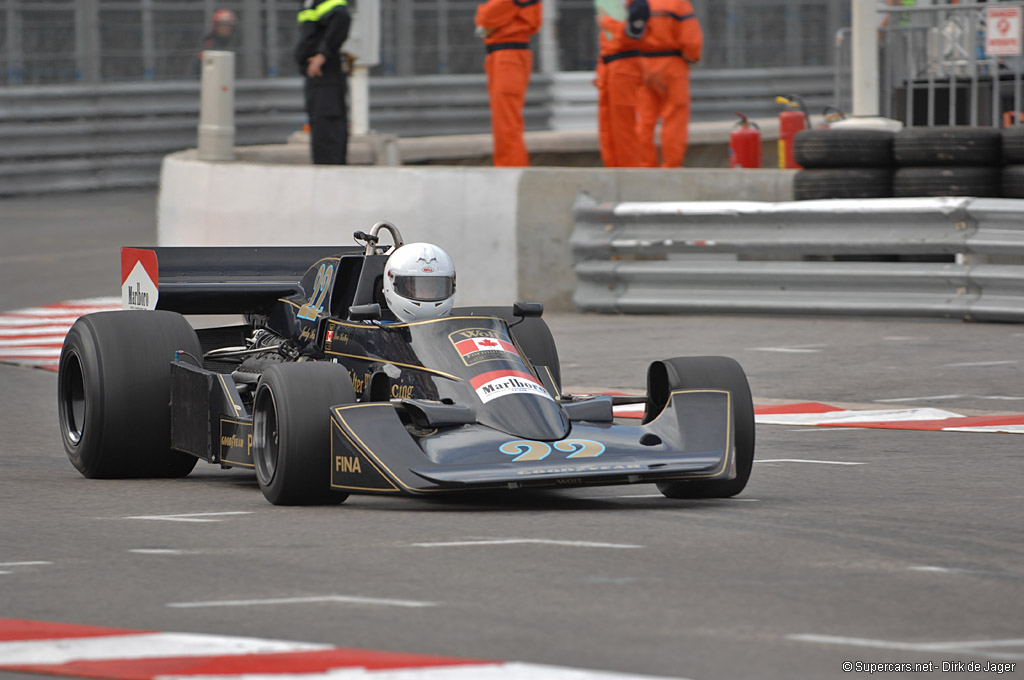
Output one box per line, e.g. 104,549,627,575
0,66,833,195
571,193,1024,322
834,1,1024,128
0,0,847,84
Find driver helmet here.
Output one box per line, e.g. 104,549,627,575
382,243,456,323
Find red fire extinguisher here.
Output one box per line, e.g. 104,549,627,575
775,95,808,169
729,112,762,169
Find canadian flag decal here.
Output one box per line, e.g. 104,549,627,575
455,337,518,357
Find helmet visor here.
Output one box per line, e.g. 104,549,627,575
393,275,454,302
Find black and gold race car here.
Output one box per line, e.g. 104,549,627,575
57,223,755,505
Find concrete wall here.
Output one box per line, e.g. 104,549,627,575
158,148,794,311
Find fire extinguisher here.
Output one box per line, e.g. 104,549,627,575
729,112,762,169
775,95,809,169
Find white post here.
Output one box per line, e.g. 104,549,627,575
851,0,880,116
539,0,559,74
351,64,370,136
198,51,235,161
344,0,379,136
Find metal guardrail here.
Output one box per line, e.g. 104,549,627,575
0,67,833,196
571,193,1024,322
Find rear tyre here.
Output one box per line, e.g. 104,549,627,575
454,306,561,391
253,362,354,505
650,357,755,499
57,311,201,479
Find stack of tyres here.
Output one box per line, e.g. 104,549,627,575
1001,127,1024,198
791,129,895,200
892,127,1001,197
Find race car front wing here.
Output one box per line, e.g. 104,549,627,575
329,389,736,494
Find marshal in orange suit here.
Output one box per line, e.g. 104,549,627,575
475,0,542,166
596,0,649,167
636,0,702,167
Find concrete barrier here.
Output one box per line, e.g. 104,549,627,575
157,133,795,310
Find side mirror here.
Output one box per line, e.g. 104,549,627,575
349,303,382,321
513,301,543,319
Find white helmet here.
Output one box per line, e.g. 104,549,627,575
382,243,456,323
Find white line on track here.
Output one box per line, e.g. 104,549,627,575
748,346,824,353
0,632,331,665
154,662,690,680
578,494,760,501
876,394,1024,403
755,459,865,465
411,539,643,549
943,360,1018,368
874,394,966,403
909,566,966,574
121,511,252,522
0,561,52,567
129,549,194,555
787,634,1024,661
166,595,437,609
909,565,1024,578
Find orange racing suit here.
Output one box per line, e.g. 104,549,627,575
475,0,542,166
636,0,702,167
598,13,647,167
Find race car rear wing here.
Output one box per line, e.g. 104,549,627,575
121,245,361,316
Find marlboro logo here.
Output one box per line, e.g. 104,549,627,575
121,248,159,310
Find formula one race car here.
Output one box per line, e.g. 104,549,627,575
57,223,755,505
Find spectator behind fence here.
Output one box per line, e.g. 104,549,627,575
474,0,542,166
295,0,352,165
636,0,702,167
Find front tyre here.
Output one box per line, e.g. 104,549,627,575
650,356,755,499
253,362,354,505
57,311,201,479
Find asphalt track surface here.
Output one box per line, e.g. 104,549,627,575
1,190,1023,679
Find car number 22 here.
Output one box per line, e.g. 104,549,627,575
499,439,606,462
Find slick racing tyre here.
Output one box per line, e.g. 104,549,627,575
57,310,201,479
1001,165,1024,198
793,168,893,200
648,356,755,499
455,306,562,391
892,166,1000,197
893,126,1001,166
253,362,354,505
1002,127,1024,165
793,128,894,168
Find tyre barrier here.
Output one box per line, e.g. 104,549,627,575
793,128,894,200
570,192,1024,322
893,127,1001,199
792,126,1013,200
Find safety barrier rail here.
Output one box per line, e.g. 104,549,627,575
571,193,1024,322
0,67,833,195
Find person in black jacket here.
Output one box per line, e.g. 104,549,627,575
295,0,352,165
